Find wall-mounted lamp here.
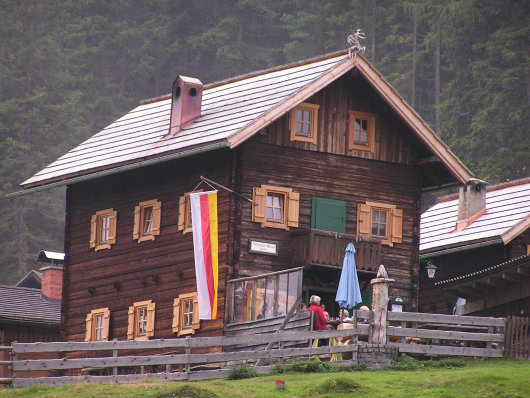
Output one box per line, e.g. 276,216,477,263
426,261,437,279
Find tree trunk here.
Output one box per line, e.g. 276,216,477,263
371,0,377,62
434,20,441,134
370,274,393,344
411,0,417,107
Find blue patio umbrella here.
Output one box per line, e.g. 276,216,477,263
335,243,362,309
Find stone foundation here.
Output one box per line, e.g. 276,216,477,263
357,344,398,369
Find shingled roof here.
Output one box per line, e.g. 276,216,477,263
20,50,472,192
0,285,61,326
420,177,530,253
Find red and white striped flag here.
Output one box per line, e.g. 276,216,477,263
190,191,218,320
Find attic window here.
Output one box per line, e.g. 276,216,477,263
290,103,319,144
348,110,376,153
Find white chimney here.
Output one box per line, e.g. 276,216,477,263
454,178,487,232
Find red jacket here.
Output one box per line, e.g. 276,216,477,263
307,304,328,330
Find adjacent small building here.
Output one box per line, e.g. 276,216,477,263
419,177,530,316
0,252,63,379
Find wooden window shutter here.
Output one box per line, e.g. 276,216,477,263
102,308,110,341
108,210,117,245
85,312,93,341
89,215,97,248
172,298,181,333
146,301,156,338
357,203,371,236
252,187,267,223
127,305,135,340
287,191,300,228
151,200,162,236
133,205,141,240
391,208,403,244
178,195,186,231
192,293,200,330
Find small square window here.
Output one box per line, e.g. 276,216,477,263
348,110,376,153
178,190,202,234
357,201,403,247
252,185,300,230
90,209,117,251
127,300,155,340
173,292,200,336
85,307,110,341
290,103,319,144
133,199,161,242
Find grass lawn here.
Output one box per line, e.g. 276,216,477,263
1,358,528,397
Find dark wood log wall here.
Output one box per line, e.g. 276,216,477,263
232,72,427,308
259,73,429,164
63,150,233,342
235,145,422,309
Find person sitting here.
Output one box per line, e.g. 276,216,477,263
321,303,330,321
339,308,351,321
307,295,332,331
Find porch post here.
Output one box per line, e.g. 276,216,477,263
370,265,394,345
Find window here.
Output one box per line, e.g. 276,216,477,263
252,185,299,230
90,209,117,251
290,103,319,144
172,292,200,336
84,307,110,341
357,201,402,246
127,300,155,340
178,190,202,234
348,110,376,153
133,199,161,242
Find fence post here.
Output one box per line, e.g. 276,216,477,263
370,265,394,345
112,338,118,376
9,341,16,386
185,336,191,376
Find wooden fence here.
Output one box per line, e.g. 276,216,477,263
0,310,507,388
504,316,529,359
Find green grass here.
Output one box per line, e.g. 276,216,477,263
1,358,528,397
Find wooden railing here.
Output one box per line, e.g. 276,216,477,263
291,229,381,272
0,310,506,387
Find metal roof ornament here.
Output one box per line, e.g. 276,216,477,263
347,29,366,58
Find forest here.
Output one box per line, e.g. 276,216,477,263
0,0,528,284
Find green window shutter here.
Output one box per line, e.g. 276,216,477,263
311,197,346,233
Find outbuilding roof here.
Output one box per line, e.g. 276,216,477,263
0,285,61,326
20,50,472,191
420,178,530,253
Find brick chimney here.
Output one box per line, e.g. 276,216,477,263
454,178,487,232
40,265,63,300
167,75,203,137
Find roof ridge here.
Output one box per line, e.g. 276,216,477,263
139,50,349,106
438,176,530,202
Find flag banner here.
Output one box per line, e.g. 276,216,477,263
190,190,218,320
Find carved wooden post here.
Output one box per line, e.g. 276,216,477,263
370,265,394,345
